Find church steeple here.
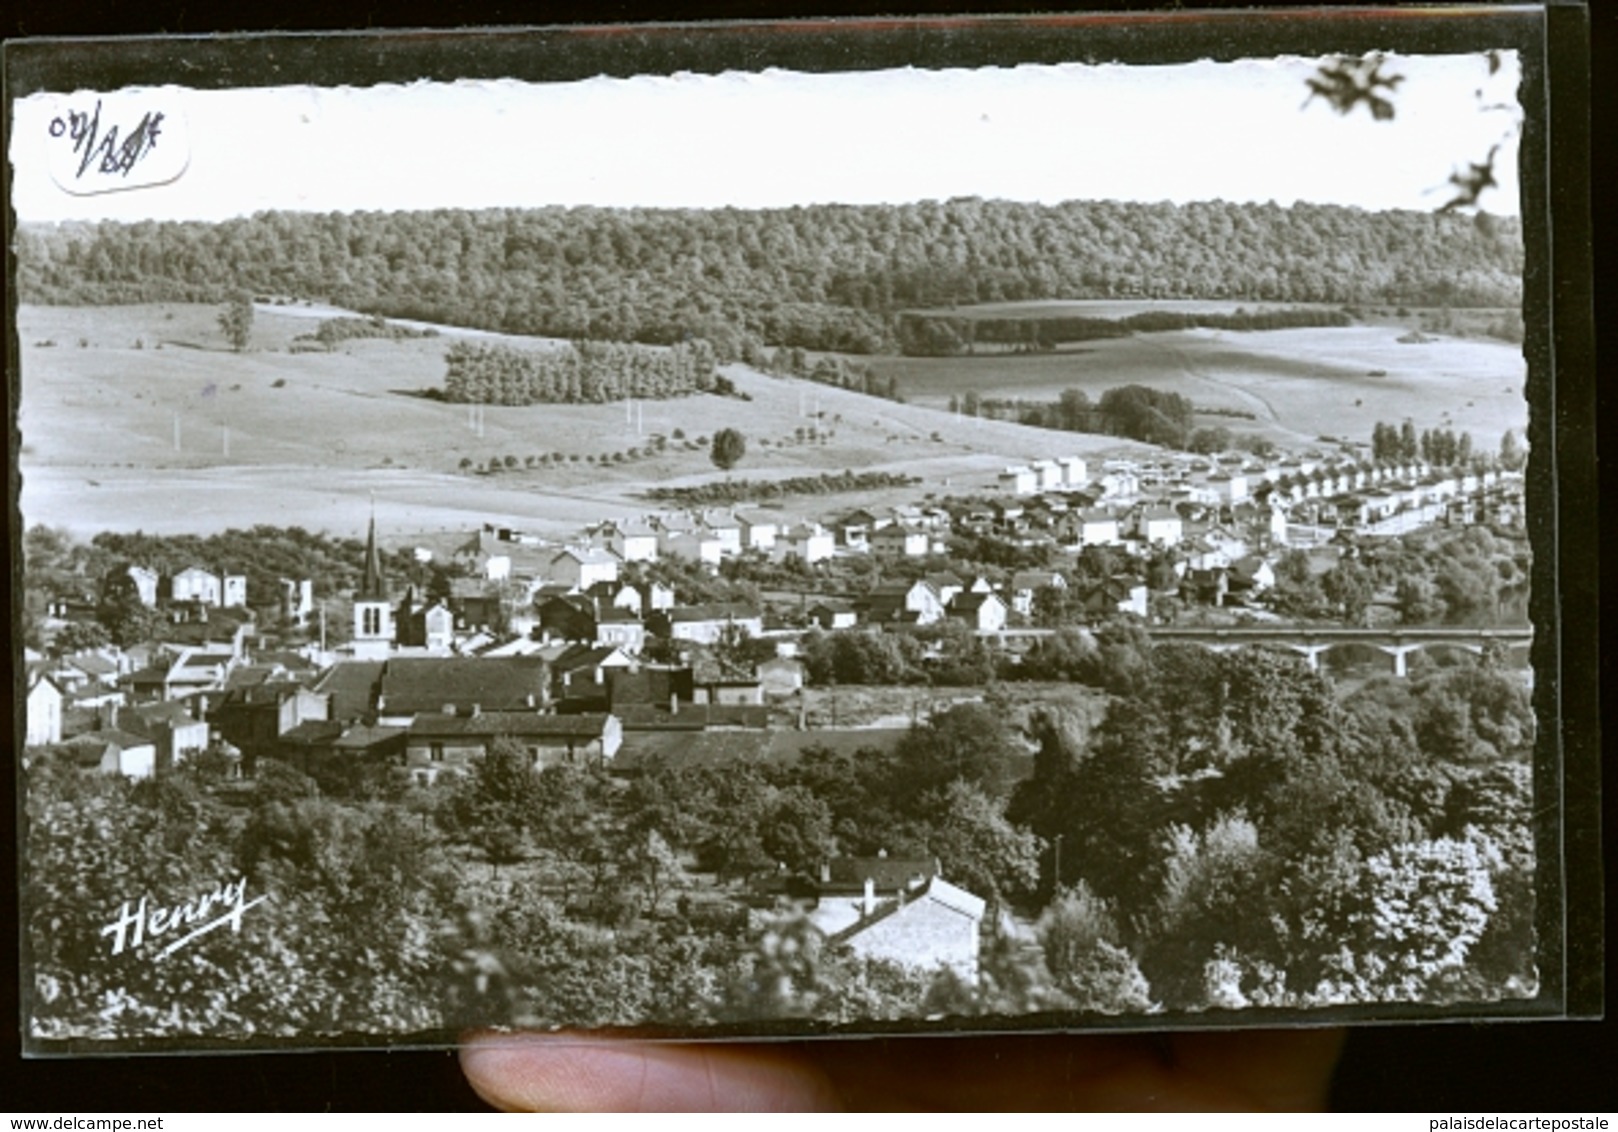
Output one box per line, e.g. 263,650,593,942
351,501,394,659
360,503,387,601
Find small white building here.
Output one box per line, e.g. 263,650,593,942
734,511,779,553
774,523,835,565
170,567,222,606
998,465,1038,496
598,519,659,564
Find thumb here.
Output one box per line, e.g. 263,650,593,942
460,1033,842,1112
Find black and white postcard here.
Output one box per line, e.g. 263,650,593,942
7,9,1599,1054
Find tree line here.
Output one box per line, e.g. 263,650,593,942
17,199,1520,358
644,469,918,508
897,304,1354,357
438,338,719,405
970,384,1198,449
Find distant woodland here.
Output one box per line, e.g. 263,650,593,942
440,338,719,404
17,200,1521,358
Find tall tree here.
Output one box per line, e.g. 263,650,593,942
710,427,747,473
218,294,254,353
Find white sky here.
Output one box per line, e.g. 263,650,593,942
8,53,1523,222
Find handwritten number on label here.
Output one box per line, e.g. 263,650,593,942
48,100,165,180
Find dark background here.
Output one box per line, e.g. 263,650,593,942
3,0,1611,1112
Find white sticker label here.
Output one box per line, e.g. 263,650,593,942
44,92,188,196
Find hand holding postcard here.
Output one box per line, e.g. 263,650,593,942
6,8,1598,1056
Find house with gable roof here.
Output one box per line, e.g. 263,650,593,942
808,858,986,984
733,510,778,553
859,581,945,626
869,523,929,559
595,607,646,652
404,710,622,783
648,603,764,645
773,523,835,565
122,699,212,772
25,672,65,746
947,590,1008,632
547,546,620,592
63,726,158,778
592,518,659,564
808,599,859,631
699,510,744,557
373,656,552,725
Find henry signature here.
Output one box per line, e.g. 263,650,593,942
99,876,267,960
49,99,164,181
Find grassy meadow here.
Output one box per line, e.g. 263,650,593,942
872,314,1526,450
16,304,1137,540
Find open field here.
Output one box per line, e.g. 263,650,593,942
869,323,1527,449
16,304,1139,540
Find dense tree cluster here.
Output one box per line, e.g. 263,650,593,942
898,304,1354,357
973,383,1196,448
17,199,1520,356
1007,644,1535,1011
765,346,903,401
1366,525,1531,627
1372,419,1476,466
643,469,917,508
300,315,438,348
439,338,718,405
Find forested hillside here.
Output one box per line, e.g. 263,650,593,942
17,199,1521,356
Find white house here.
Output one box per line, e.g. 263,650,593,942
826,875,986,985
948,590,1008,632
774,523,835,565
25,672,65,746
869,524,929,558
1031,459,1064,492
1137,506,1184,547
1078,509,1121,548
597,519,660,564
699,511,744,557
170,567,222,606
733,511,779,553
998,465,1038,496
